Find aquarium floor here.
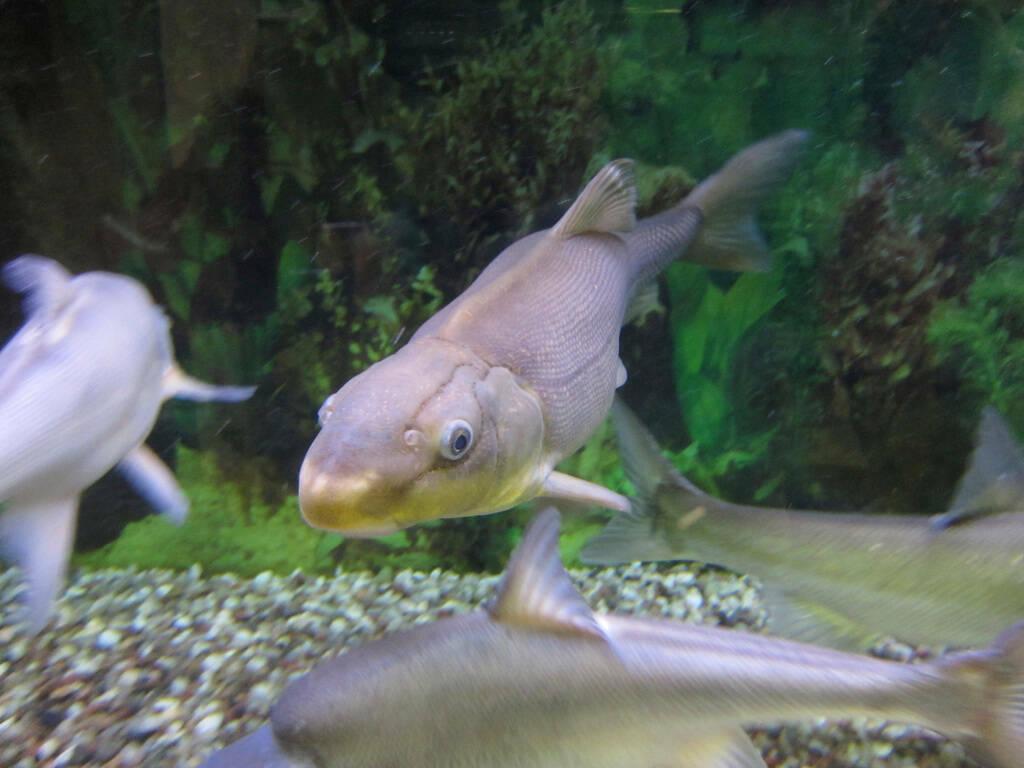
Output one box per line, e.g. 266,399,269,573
0,562,971,768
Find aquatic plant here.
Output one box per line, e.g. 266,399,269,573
394,0,608,269
75,446,340,577
928,258,1024,432
605,0,864,172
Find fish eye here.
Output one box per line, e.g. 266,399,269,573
440,419,474,461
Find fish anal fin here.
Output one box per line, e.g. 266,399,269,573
760,584,876,652
552,159,636,239
670,727,766,768
489,508,607,641
0,495,78,633
541,471,630,512
118,444,189,524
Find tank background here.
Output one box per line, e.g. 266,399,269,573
0,0,1022,576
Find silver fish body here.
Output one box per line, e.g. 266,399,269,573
299,131,809,535
582,400,1024,650
0,255,255,631
198,509,1024,768
0,264,168,500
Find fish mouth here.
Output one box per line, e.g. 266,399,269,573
297,455,403,536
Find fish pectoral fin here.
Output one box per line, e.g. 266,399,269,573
0,495,78,633
489,508,611,644
625,279,664,327
163,364,257,403
933,405,1024,530
541,471,630,512
669,727,766,768
197,724,301,768
760,584,876,652
552,158,636,238
118,445,189,525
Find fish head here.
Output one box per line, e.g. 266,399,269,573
298,339,548,535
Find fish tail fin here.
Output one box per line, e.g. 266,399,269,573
580,399,709,564
684,129,809,272
941,620,1024,768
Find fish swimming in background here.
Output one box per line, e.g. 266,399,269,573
198,507,1024,768
299,130,809,536
581,400,1024,651
0,255,255,632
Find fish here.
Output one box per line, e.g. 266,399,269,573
197,507,1024,768
298,130,809,536
0,255,255,632
580,399,1024,650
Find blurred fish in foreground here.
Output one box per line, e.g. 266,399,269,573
582,400,1024,651
0,255,255,632
199,508,1024,768
298,130,808,536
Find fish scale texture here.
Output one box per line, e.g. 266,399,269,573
417,214,703,455
418,234,631,454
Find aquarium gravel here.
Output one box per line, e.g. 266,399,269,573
0,562,972,768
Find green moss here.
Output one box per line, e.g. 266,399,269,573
928,258,1024,430
75,446,340,577
606,0,866,173
395,0,608,266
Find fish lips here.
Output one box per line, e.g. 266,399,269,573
297,340,490,535
298,421,429,537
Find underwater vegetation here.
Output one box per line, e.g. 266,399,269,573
0,0,1020,578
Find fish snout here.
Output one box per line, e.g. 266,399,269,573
297,437,412,537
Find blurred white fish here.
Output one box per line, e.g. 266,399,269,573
0,255,255,632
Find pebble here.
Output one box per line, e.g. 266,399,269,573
95,628,122,650
0,561,976,767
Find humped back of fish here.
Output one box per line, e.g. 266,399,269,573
414,226,632,457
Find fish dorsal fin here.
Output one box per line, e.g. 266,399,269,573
2,255,74,323
551,159,636,239
935,406,1024,528
489,508,606,640
611,398,696,505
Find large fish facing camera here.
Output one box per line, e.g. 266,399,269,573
299,131,809,536
0,255,255,632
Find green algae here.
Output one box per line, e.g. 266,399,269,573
74,446,340,576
